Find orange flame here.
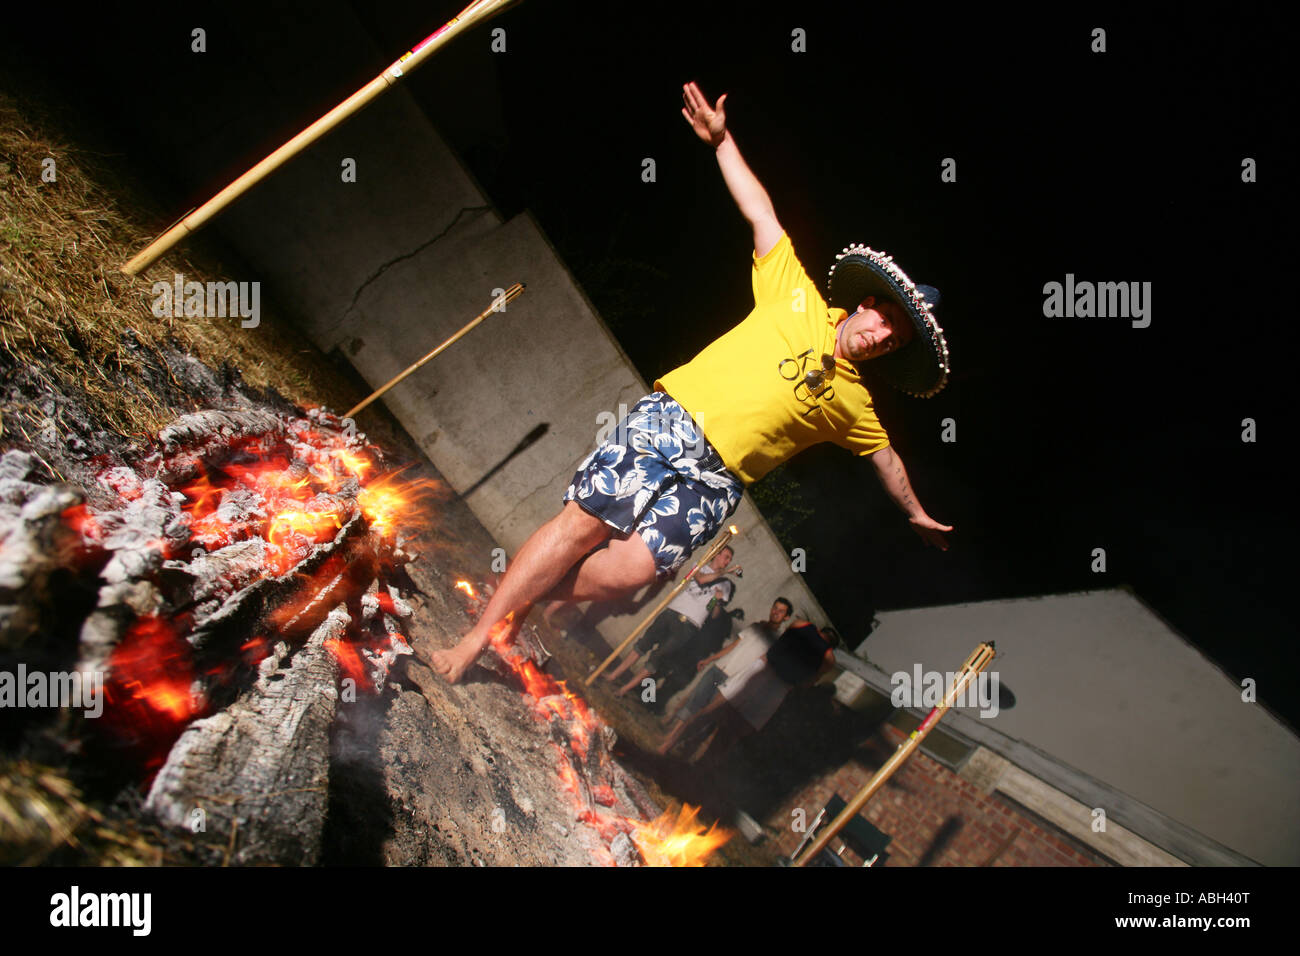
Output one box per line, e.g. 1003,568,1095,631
357,472,441,538
329,447,374,481
324,637,370,689
179,474,223,517
106,615,203,731
631,803,733,867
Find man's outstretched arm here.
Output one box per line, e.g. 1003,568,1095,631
869,445,953,550
681,81,783,258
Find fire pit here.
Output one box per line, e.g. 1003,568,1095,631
0,356,730,866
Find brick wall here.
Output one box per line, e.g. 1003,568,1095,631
769,724,1110,867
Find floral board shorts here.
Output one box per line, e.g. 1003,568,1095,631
563,392,744,575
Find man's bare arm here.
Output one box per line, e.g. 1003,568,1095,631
681,82,783,258
700,636,742,668
870,445,953,550
693,565,738,584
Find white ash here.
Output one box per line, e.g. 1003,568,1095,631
96,466,144,502
91,479,190,585
76,580,165,676
610,832,642,867
157,408,286,452
0,451,84,650
360,586,413,621
214,487,268,524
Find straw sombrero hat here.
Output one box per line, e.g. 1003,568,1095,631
826,244,950,397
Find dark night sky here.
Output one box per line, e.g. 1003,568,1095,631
5,2,1294,727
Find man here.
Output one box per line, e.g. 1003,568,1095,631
430,81,952,684
658,596,793,753
662,616,838,763
601,546,739,696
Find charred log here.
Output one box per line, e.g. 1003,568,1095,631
144,604,349,865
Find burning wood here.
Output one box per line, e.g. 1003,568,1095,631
0,398,430,812
2,391,733,866
144,605,349,865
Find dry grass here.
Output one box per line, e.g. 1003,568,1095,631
0,86,397,865
0,88,365,454
0,758,168,866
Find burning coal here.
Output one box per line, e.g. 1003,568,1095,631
46,408,434,768
3,393,730,865
453,580,733,866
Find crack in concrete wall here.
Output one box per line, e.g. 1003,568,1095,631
339,204,493,323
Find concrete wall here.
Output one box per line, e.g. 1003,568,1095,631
180,4,829,644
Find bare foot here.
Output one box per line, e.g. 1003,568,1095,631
429,639,484,684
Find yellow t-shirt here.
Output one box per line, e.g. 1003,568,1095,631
655,232,890,485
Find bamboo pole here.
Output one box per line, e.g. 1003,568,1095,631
121,0,518,276
791,641,997,867
343,282,524,419
586,525,739,685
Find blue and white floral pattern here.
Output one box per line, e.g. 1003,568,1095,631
563,393,743,574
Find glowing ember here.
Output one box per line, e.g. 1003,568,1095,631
99,615,205,771
453,579,732,866
107,616,202,724
60,410,438,774
324,636,370,688
265,506,347,573
60,503,101,540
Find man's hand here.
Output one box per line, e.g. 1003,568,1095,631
681,80,782,257
681,81,727,148
871,446,954,551
908,513,954,551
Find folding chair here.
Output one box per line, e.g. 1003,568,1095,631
789,793,892,867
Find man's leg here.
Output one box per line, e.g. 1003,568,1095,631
605,602,671,681
602,651,642,681
430,501,624,683
616,667,654,697
656,687,731,755
546,533,659,604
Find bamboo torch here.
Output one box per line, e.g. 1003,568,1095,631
586,525,740,685
343,282,524,419
121,0,519,276
791,641,997,867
